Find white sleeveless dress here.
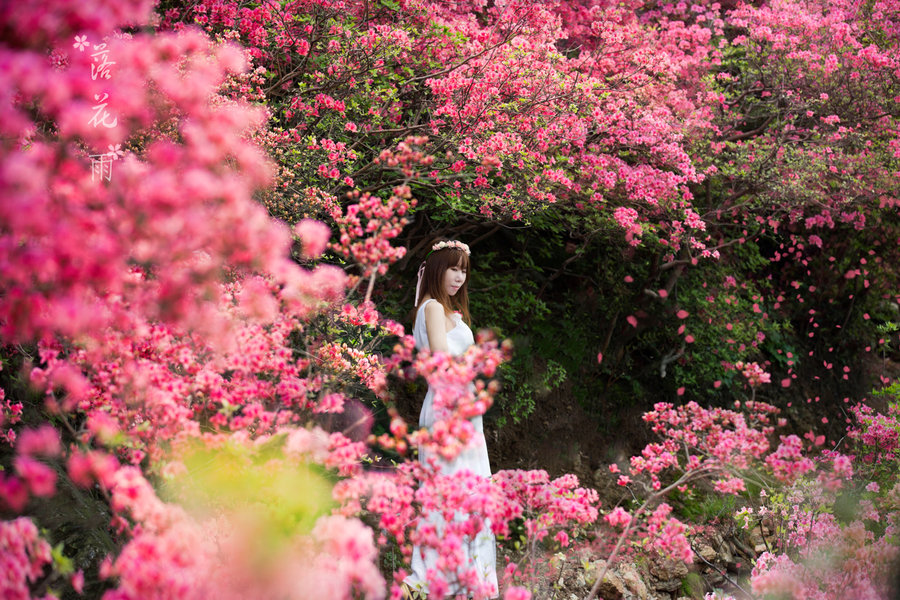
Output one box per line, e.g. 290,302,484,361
406,299,498,597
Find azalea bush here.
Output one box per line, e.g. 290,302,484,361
595,367,900,600
2,0,900,599
153,0,900,424
742,386,900,599
0,2,596,598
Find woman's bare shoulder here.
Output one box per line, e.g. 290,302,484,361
423,299,444,316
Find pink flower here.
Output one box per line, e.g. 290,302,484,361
713,477,746,494
605,506,632,527
71,570,84,593
0,518,53,597
14,455,57,497
237,277,279,322
87,411,120,443
314,392,346,414
831,454,853,479
504,587,531,600
614,207,643,245
734,361,771,387
16,425,61,457
293,219,332,259
67,450,119,488
0,472,28,512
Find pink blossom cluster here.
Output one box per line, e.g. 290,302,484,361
0,517,53,600
848,401,900,465
0,2,415,596
336,462,599,599
631,400,778,490
401,338,509,461
316,341,389,397
613,207,644,247
733,361,772,387
97,449,385,600
591,389,900,600
645,503,693,563
749,489,899,599
0,28,294,344
293,218,332,259
205,0,722,252
492,470,600,541
329,189,414,277
764,435,816,483
732,395,900,600
416,0,711,237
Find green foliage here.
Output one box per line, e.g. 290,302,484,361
495,516,528,554
875,320,899,360
671,487,741,525
871,381,900,403
680,572,706,599
1,346,118,599
666,243,792,401
496,354,566,428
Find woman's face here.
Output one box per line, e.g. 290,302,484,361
443,262,467,296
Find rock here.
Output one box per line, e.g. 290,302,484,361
648,556,689,592
649,555,689,580
618,563,649,599
695,543,717,563
748,527,769,551
717,540,735,565
585,560,652,600
587,560,628,599
572,572,587,589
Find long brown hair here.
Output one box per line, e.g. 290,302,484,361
414,245,471,325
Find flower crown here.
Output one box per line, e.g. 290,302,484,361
429,240,470,256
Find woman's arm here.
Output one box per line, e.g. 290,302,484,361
423,301,450,353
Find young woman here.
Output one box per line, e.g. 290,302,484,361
404,240,498,599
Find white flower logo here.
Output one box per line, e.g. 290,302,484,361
73,35,89,52
107,144,124,160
